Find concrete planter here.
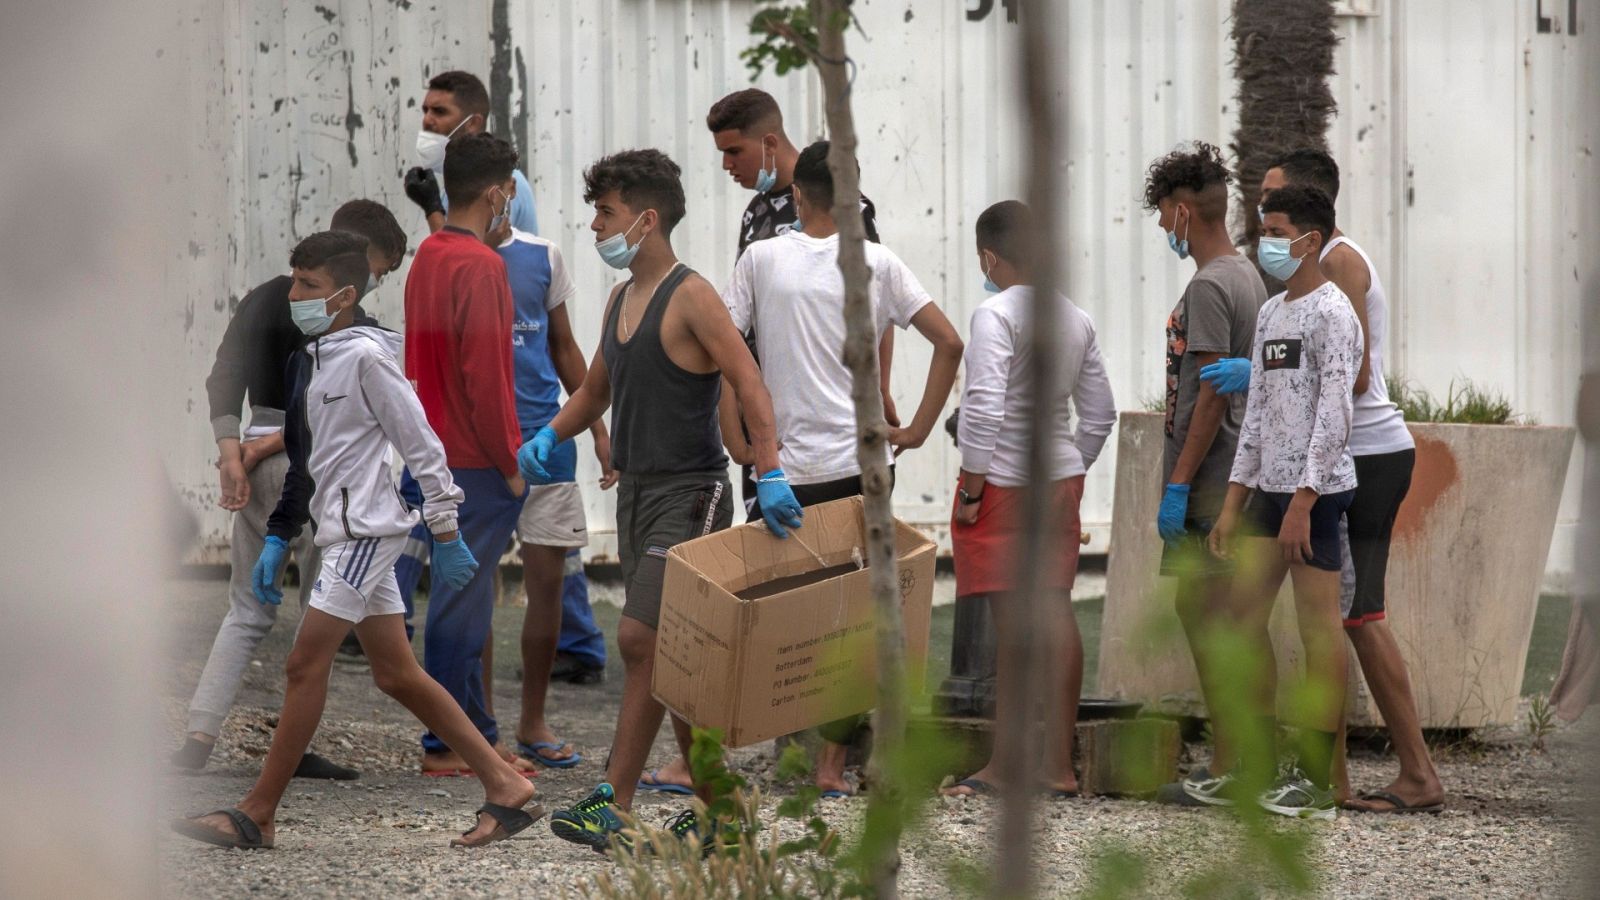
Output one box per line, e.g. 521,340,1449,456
1097,411,1575,729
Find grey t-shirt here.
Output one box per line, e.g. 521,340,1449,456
1162,253,1266,518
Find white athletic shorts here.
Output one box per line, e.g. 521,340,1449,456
309,535,407,623
516,481,588,548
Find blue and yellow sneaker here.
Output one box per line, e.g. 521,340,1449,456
631,809,739,859
549,783,627,851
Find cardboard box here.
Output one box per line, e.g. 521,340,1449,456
652,496,937,748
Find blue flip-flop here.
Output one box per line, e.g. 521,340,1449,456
517,740,582,769
636,769,695,795
820,789,853,799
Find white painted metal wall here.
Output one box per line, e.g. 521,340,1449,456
179,0,1596,585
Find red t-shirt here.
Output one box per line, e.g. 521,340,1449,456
403,227,521,479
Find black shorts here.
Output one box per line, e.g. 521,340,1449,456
616,471,734,629
1247,488,1357,572
1343,449,1415,626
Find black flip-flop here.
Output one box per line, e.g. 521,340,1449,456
1351,790,1444,815
1048,788,1080,800
171,808,272,850
944,777,997,797
450,800,548,848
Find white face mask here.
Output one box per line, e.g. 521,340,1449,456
414,114,476,171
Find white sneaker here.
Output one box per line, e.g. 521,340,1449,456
1180,766,1237,807
1258,770,1337,821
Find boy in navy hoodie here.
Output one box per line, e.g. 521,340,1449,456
173,232,542,850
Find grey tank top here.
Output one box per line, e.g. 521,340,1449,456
602,264,729,475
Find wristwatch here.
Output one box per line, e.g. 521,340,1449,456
958,487,983,505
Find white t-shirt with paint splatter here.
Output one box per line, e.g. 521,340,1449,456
1229,281,1363,495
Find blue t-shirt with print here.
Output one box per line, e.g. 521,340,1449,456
498,228,577,482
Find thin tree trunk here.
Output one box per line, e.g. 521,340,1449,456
995,1,1068,897
814,2,904,896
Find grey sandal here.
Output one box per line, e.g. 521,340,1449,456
172,808,272,850
450,800,548,847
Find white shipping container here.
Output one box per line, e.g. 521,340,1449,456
174,0,1597,588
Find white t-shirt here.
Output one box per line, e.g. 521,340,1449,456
1319,236,1414,456
957,286,1117,487
1230,281,1363,495
723,230,933,484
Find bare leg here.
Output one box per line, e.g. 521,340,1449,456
666,713,709,802
1288,565,1347,732
359,613,536,843
1046,589,1083,793
1346,621,1444,809
1222,539,1290,782
1175,571,1237,773
605,616,670,811
516,543,573,762
182,608,355,843
814,740,852,795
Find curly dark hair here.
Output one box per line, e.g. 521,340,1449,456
582,148,687,235
1142,141,1233,214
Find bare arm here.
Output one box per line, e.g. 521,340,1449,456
548,301,618,487
879,329,899,427
683,280,781,474
1323,248,1373,396
1168,351,1226,484
546,286,620,443
239,431,285,472
718,378,755,465
887,304,965,454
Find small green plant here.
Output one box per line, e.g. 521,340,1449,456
741,1,863,81
1527,693,1555,752
1139,393,1167,413
578,730,853,899
1388,375,1523,425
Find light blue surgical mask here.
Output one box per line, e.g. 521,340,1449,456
289,286,350,337
1165,205,1191,260
595,212,647,269
981,253,1000,293
488,187,511,235
366,272,380,295
1257,232,1314,281
754,144,777,194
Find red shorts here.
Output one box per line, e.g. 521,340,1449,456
951,476,1084,598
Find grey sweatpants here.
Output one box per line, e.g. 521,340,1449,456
184,451,321,737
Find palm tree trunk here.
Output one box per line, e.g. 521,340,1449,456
1230,0,1338,254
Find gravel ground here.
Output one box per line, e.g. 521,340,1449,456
159,575,1594,898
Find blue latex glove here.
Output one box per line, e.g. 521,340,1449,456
518,425,558,484
756,469,804,539
1199,357,1251,395
1157,483,1190,547
431,536,480,591
252,535,289,605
